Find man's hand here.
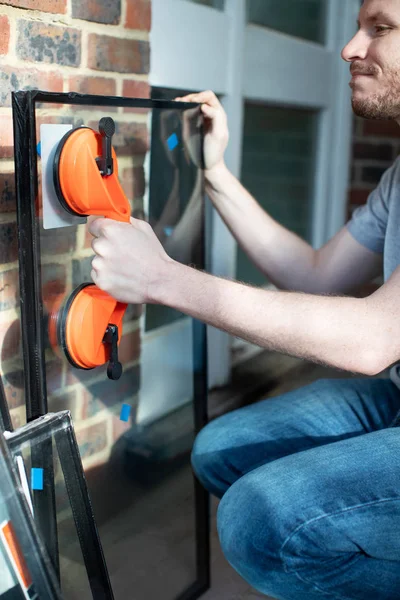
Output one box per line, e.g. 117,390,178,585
175,90,229,172
89,217,172,304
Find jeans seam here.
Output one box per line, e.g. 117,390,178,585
279,497,400,599
291,554,364,600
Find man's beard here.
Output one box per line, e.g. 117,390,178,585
352,86,400,120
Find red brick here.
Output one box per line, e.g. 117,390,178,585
87,119,148,155
123,80,150,114
363,119,400,138
2,370,24,410
353,142,393,161
72,256,93,286
40,224,78,255
82,365,140,418
121,167,145,201
72,0,121,24
42,263,67,296
48,390,81,421
118,328,140,364
46,359,63,394
0,67,63,108
0,269,19,311
0,318,21,361
1,0,66,13
84,226,95,249
68,75,116,97
17,20,81,67
88,34,149,74
94,121,149,157
361,165,387,184
66,363,106,387
75,420,108,461
126,0,151,31
0,172,16,214
0,221,18,263
0,16,10,55
124,303,143,321
0,115,13,159
348,188,372,206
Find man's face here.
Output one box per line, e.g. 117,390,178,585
342,0,400,120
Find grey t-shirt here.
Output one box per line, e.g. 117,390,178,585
347,158,400,391
347,157,400,282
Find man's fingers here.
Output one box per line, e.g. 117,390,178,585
176,90,220,108
91,237,105,256
88,217,108,238
201,104,218,119
91,256,101,274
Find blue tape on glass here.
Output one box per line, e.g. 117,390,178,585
167,133,178,151
36,142,41,157
31,468,44,491
120,404,131,422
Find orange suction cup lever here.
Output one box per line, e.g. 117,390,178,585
53,117,131,223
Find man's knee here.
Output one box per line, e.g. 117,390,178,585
216,470,285,586
191,412,239,498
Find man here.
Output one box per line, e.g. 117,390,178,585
89,0,400,597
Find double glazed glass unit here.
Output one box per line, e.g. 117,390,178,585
12,90,209,600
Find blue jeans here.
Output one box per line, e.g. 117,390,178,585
192,378,400,599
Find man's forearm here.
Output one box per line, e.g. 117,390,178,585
154,260,384,376
206,163,318,292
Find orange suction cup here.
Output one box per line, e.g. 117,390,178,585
50,117,132,380
53,117,131,223
56,284,127,380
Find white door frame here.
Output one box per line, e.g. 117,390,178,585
149,0,358,391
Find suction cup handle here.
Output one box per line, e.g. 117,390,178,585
103,323,123,380
97,117,116,177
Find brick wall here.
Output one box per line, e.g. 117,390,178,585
348,116,400,218
0,0,151,472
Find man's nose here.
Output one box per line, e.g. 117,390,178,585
342,29,369,63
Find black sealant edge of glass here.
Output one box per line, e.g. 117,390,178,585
191,146,210,594
0,371,13,432
30,89,199,109
12,91,48,421
13,90,60,581
53,412,114,599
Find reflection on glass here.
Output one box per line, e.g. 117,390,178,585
185,0,224,9
32,98,205,599
7,414,96,599
237,103,317,287
147,89,203,332
0,429,61,599
247,0,327,45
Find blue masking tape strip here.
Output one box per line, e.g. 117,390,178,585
120,404,131,422
37,142,41,157
167,133,178,151
31,468,44,491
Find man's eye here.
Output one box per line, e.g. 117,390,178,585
374,25,390,34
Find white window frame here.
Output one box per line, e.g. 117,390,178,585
147,0,359,398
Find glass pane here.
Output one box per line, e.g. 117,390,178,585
185,0,224,9
146,87,203,332
0,429,61,599
237,102,318,287
7,413,95,599
247,0,327,44
13,93,207,599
